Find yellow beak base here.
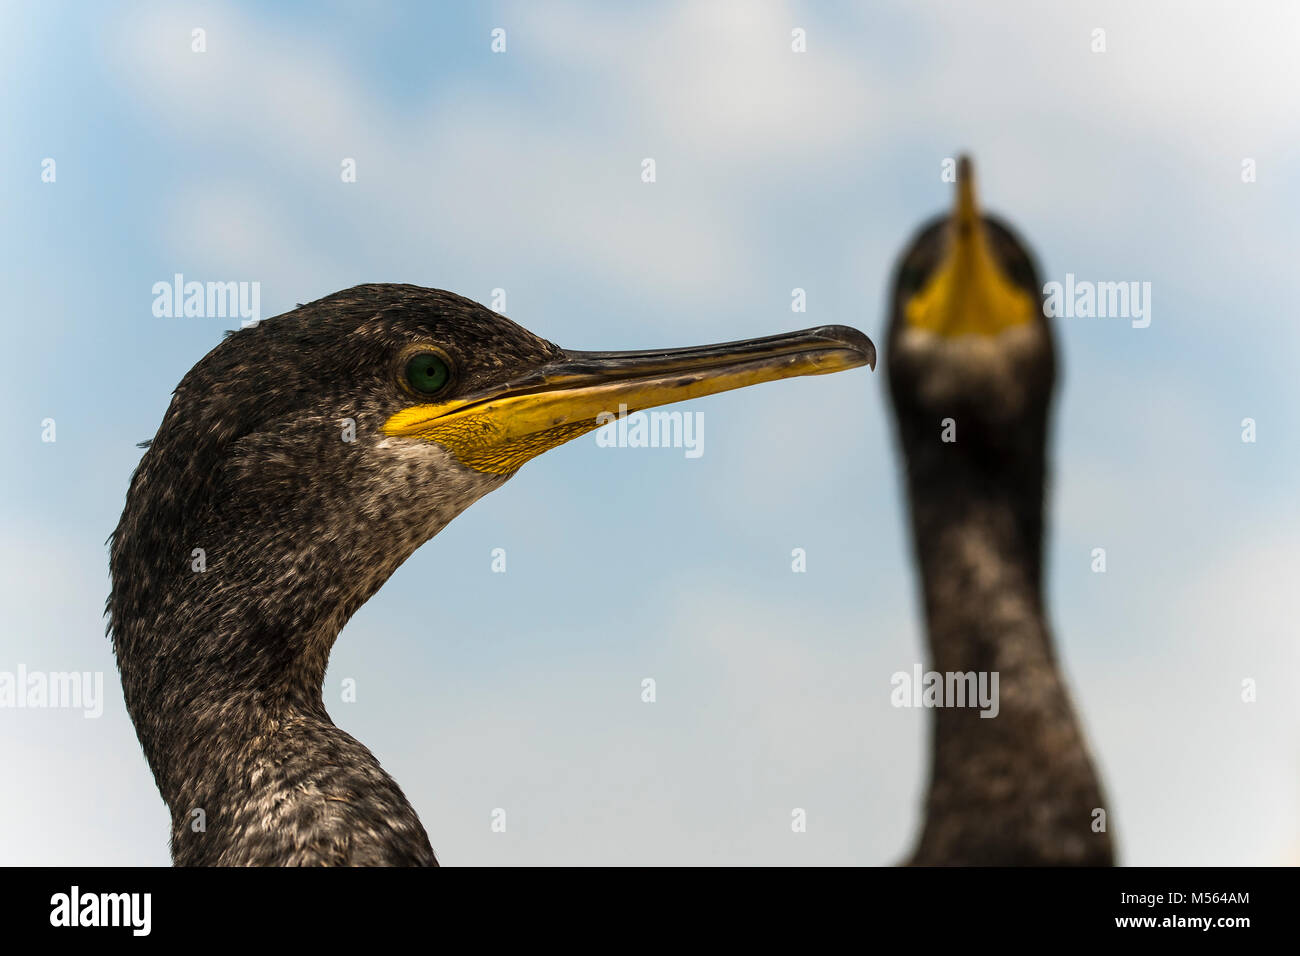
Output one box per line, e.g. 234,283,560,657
383,325,875,475
904,156,1036,338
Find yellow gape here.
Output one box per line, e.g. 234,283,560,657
905,159,1036,338
383,393,618,476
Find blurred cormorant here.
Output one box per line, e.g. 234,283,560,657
886,159,1114,865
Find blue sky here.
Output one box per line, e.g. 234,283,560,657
2,0,1297,865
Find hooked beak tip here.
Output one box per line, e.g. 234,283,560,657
807,324,876,371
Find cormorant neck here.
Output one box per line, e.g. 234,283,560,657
162,688,436,865
899,445,1113,865
120,605,436,865
904,452,1049,670
110,510,455,866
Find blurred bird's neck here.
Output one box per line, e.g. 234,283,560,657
906,462,1049,670
902,453,1112,865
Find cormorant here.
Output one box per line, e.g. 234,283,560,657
885,158,1114,865
108,284,874,866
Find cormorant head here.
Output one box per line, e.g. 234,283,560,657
109,284,873,733
885,156,1055,470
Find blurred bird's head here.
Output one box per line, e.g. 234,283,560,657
886,156,1055,458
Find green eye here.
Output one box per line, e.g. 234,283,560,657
403,350,452,396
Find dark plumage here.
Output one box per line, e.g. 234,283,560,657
886,159,1114,865
108,283,873,866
